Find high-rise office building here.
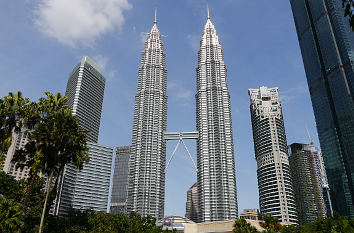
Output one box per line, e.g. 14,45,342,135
289,143,325,224
248,86,297,224
289,0,354,218
110,146,131,214
55,56,107,216
195,11,238,222
185,182,198,223
127,15,168,220
56,143,114,216
65,56,105,143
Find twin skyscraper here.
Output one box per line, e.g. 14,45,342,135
127,10,238,222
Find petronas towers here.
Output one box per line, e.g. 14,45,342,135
196,14,238,222
127,11,238,221
127,16,168,219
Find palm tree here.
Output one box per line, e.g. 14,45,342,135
32,92,89,233
233,218,258,233
0,196,24,233
0,92,29,168
260,214,282,232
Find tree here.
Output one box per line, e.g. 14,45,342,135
0,171,23,202
342,0,354,31
0,171,46,232
313,212,354,233
45,210,175,233
0,92,30,168
280,224,309,233
233,218,258,233
8,92,90,232
30,92,90,233
260,214,282,232
0,196,24,233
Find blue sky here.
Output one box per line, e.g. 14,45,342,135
0,0,319,217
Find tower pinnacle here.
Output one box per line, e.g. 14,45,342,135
207,4,210,19
154,8,157,24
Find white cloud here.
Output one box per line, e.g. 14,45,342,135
92,54,109,70
34,0,132,47
187,34,200,53
167,81,178,90
176,89,193,100
140,32,149,45
280,85,308,103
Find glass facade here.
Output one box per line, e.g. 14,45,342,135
290,0,354,218
54,56,107,216
58,143,114,216
65,56,106,143
110,146,131,214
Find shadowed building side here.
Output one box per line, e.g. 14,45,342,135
289,143,325,224
110,146,131,214
185,182,199,223
289,0,354,218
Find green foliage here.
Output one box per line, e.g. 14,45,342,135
0,196,24,233
0,91,90,232
233,218,258,233
260,214,282,232
45,210,175,233
279,213,354,233
0,171,46,232
0,171,23,202
342,0,354,31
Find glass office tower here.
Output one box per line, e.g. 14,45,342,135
110,146,131,214
54,56,106,216
290,0,354,218
57,143,114,215
65,56,105,143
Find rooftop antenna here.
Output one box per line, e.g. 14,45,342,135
207,4,210,19
305,125,313,145
154,8,157,24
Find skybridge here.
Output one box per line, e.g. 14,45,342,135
163,131,198,173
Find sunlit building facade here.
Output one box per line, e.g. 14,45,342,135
195,13,238,222
127,17,168,220
248,86,297,224
55,56,107,216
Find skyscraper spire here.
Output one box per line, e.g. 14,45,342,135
207,4,210,19
154,8,157,24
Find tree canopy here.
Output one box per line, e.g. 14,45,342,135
232,218,258,233
342,0,354,31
